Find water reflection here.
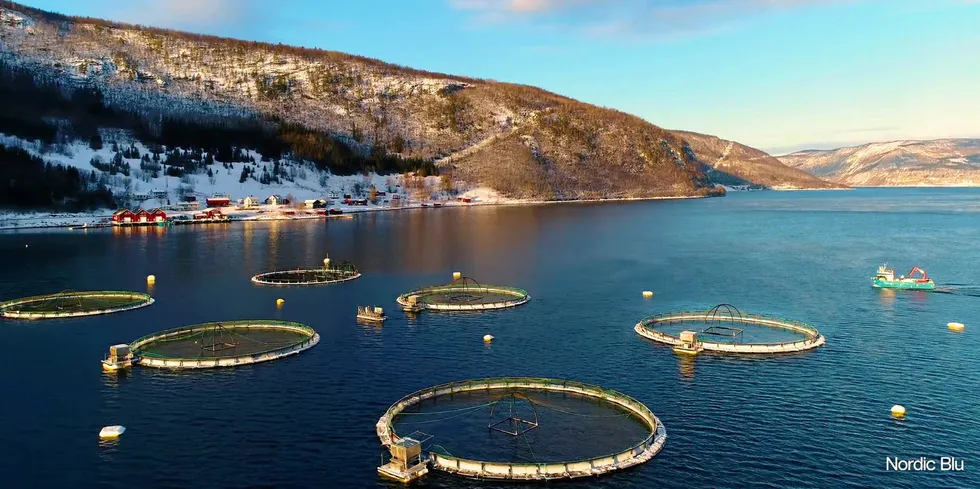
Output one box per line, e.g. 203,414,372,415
677,355,696,382
876,288,895,308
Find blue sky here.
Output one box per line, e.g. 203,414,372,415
19,0,980,154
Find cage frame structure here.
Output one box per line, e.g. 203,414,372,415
376,377,667,481
395,276,530,312
251,260,361,286
634,303,826,355
0,290,155,320
131,319,319,369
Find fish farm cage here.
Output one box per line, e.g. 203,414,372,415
634,303,826,355
251,259,360,286
0,290,154,319
131,320,319,369
396,276,530,312
375,377,666,483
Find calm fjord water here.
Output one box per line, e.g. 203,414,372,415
1,188,978,489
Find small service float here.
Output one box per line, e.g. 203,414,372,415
251,256,361,286
102,344,135,371
357,305,387,323
635,304,825,356
376,378,666,483
118,320,318,369
396,275,529,313
872,264,935,290
0,290,154,320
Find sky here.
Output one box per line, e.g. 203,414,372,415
16,0,980,154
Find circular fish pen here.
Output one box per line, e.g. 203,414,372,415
251,259,360,286
376,378,666,482
0,290,154,319
131,320,319,369
396,276,529,312
634,303,826,354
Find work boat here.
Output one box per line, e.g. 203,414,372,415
872,264,936,290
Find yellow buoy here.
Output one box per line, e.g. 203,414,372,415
642,291,654,298
146,274,156,284
483,334,494,342
276,298,285,307
453,271,462,280
891,405,906,418
948,322,965,331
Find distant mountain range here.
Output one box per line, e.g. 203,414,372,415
0,1,838,211
676,131,845,190
778,139,980,187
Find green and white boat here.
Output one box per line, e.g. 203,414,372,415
872,264,935,290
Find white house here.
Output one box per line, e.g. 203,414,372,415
242,196,260,208
266,194,284,205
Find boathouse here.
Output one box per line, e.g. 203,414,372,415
134,209,151,223
148,208,168,222
111,208,136,225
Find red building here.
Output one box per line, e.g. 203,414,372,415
111,208,136,225
148,208,168,222
134,208,151,223
205,196,231,207
193,208,227,221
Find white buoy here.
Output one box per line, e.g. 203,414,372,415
642,291,654,298
99,425,126,438
276,298,285,307
483,334,494,342
146,274,156,284
891,405,906,418
453,271,462,280
948,322,965,331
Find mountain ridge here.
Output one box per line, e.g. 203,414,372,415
0,0,834,208
778,138,980,186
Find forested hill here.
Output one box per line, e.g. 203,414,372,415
1,1,827,209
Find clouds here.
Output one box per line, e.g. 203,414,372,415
89,0,275,34
449,0,861,41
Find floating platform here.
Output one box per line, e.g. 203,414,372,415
375,377,666,482
357,306,387,322
635,304,825,355
396,276,529,313
101,344,135,371
130,320,319,369
0,290,154,320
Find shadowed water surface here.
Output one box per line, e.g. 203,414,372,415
1,188,978,488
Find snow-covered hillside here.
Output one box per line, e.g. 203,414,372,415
778,139,980,186
0,131,518,229
0,2,742,201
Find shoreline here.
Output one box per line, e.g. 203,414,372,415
0,186,859,231
0,193,709,231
